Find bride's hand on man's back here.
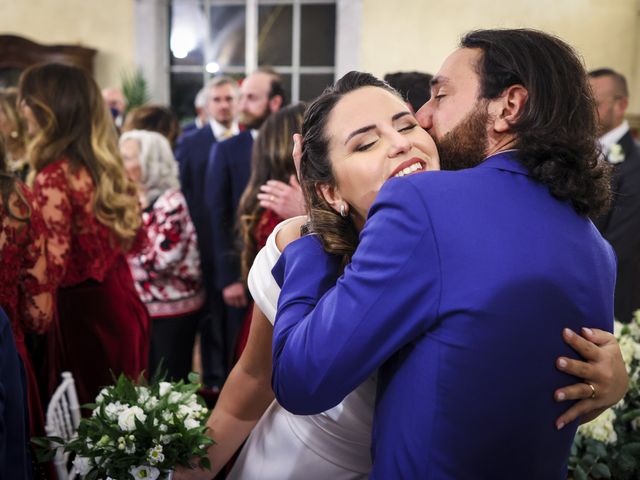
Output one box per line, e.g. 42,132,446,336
554,327,628,429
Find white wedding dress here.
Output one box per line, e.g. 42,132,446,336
227,218,376,480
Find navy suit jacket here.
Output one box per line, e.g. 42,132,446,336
206,131,253,290
272,152,616,479
0,307,32,479
175,125,218,285
594,130,640,323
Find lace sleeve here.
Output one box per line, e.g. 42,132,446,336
33,162,72,287
17,185,54,333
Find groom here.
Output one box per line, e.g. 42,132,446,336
271,29,616,478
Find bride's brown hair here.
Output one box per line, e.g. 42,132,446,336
300,71,400,268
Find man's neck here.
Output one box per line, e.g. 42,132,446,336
484,134,518,158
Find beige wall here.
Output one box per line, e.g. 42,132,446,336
0,0,135,89
360,0,640,113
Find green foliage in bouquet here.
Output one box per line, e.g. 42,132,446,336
568,314,640,480
34,372,214,480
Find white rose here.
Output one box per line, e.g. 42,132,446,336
184,417,200,430
105,401,128,421
168,392,182,404
118,406,147,432
145,396,159,410
129,465,160,480
578,408,618,444
95,387,110,404
159,382,173,396
72,456,92,475
177,405,194,419
137,386,150,403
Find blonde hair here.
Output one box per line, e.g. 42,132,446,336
19,63,142,250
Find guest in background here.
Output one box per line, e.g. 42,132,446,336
205,69,285,381
19,63,149,406
589,68,640,324
102,86,127,129
234,103,306,357
181,87,208,135
0,87,30,180
122,104,182,149
121,129,205,382
0,306,33,480
0,135,53,439
175,75,240,392
384,71,433,113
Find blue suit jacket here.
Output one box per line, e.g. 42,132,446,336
175,125,218,286
0,307,33,479
205,131,253,290
272,152,616,479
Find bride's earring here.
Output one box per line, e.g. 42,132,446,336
339,203,348,217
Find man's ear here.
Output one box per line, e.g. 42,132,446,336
316,183,343,214
490,85,528,133
269,95,284,113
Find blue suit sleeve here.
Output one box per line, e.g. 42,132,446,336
272,180,442,414
207,143,239,289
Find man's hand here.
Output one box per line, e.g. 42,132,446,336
222,282,248,308
554,327,628,429
257,175,306,219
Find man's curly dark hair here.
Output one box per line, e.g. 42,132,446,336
461,29,611,218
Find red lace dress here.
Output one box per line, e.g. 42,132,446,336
0,181,53,435
33,158,149,406
234,208,283,359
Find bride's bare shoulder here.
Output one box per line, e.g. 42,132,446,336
275,215,308,252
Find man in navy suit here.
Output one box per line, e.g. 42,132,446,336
0,306,32,479
175,75,239,390
181,87,207,135
272,30,617,478
590,68,640,324
205,68,285,373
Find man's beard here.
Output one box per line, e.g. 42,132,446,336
434,101,491,171
240,109,270,130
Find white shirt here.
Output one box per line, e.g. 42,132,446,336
209,118,239,140
599,120,629,156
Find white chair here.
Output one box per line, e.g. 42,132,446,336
45,371,81,480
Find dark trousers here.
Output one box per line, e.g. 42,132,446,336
149,310,201,382
198,289,227,389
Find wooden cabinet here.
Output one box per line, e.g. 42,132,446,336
0,35,96,87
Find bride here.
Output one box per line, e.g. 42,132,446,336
175,71,627,479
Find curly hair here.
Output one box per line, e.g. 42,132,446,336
299,71,400,268
237,103,305,280
461,29,611,218
19,63,142,250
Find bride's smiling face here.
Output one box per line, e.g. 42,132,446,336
320,86,439,227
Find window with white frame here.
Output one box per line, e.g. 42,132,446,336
169,0,336,120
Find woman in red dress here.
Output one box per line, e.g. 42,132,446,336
234,103,306,358
0,138,53,437
19,63,149,406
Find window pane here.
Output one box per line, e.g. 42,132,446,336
299,74,334,102
170,1,206,66
209,5,246,67
258,5,292,66
300,4,335,66
278,73,292,106
170,72,203,123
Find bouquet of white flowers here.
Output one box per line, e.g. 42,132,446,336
36,373,214,480
568,314,640,479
